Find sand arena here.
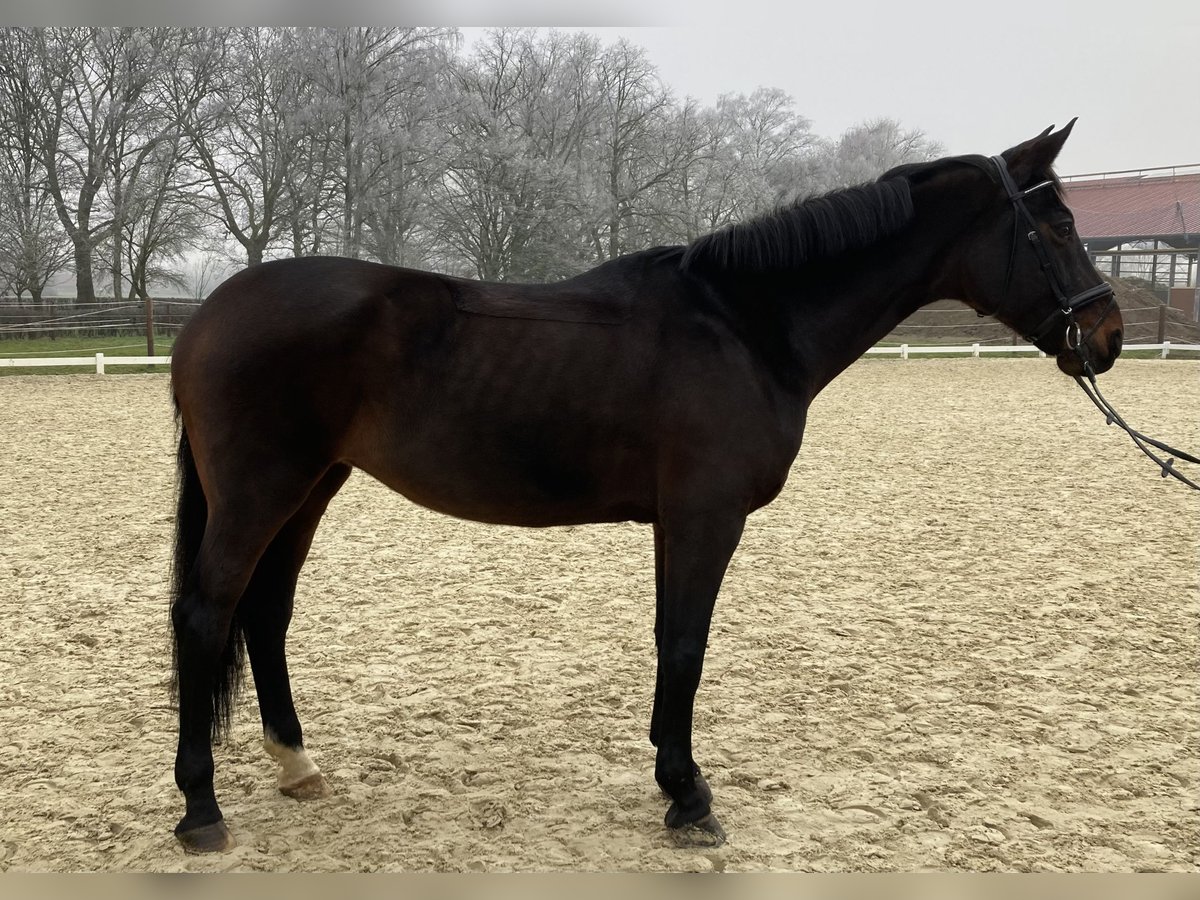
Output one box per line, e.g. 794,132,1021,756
1,359,1196,872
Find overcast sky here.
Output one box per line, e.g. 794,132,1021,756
460,0,1198,177
12,2,1195,175
7,1,1192,296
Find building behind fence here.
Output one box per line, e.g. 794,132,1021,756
1061,164,1200,321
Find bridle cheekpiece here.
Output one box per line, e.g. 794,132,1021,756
989,154,1115,348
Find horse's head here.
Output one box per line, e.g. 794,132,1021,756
948,120,1123,376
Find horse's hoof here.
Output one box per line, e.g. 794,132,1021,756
669,812,727,848
175,820,236,854
280,773,331,800
658,769,714,805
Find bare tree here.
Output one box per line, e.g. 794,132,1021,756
295,27,456,259
432,28,600,280
186,250,228,300
636,98,731,245
1,25,951,302
715,87,816,214
102,28,215,302
821,117,944,188
184,28,309,267
0,28,103,302
433,99,567,280
589,39,681,260
0,171,71,303
0,28,204,303
0,63,72,302
357,35,458,267
282,126,340,258
117,132,206,354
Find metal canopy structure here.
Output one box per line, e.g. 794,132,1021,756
1062,165,1199,320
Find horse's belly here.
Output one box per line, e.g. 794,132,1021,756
348,437,655,527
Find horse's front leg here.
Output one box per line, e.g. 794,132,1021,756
653,512,745,847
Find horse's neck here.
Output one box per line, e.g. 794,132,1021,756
794,261,935,395
776,211,970,397
706,171,986,399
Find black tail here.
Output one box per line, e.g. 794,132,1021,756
169,399,245,741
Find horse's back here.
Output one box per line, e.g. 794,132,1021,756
170,255,671,523
176,257,446,355
174,254,672,367
169,251,800,525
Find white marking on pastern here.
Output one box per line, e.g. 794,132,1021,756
263,728,322,791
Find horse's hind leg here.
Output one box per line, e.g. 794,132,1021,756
172,463,334,854
173,518,286,852
240,464,351,800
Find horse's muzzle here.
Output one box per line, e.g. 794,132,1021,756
1057,326,1122,376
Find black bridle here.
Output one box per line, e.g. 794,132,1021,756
989,155,1199,491
989,154,1115,347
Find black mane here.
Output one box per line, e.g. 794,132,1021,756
680,178,915,274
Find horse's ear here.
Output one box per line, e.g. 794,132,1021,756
1002,118,1077,183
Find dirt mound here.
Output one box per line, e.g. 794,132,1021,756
1106,278,1200,344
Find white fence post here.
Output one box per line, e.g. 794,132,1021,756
95,352,104,375
901,343,909,360
1162,341,1170,359
971,342,980,358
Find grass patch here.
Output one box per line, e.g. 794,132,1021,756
0,333,175,356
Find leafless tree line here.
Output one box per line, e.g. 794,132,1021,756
0,27,943,303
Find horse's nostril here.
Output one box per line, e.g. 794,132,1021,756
1109,329,1123,357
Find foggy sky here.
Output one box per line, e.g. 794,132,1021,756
460,0,1198,177
9,2,1193,175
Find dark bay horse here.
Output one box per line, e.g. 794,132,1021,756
168,121,1123,852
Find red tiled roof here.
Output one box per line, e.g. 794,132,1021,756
1062,173,1200,241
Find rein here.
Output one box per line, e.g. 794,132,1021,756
988,155,1200,492
1073,367,1200,491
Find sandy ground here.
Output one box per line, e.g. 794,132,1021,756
0,359,1197,872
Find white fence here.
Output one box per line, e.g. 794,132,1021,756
0,353,171,374
2,344,1199,375
867,342,1200,359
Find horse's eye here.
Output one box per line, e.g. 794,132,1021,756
1058,223,1073,239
